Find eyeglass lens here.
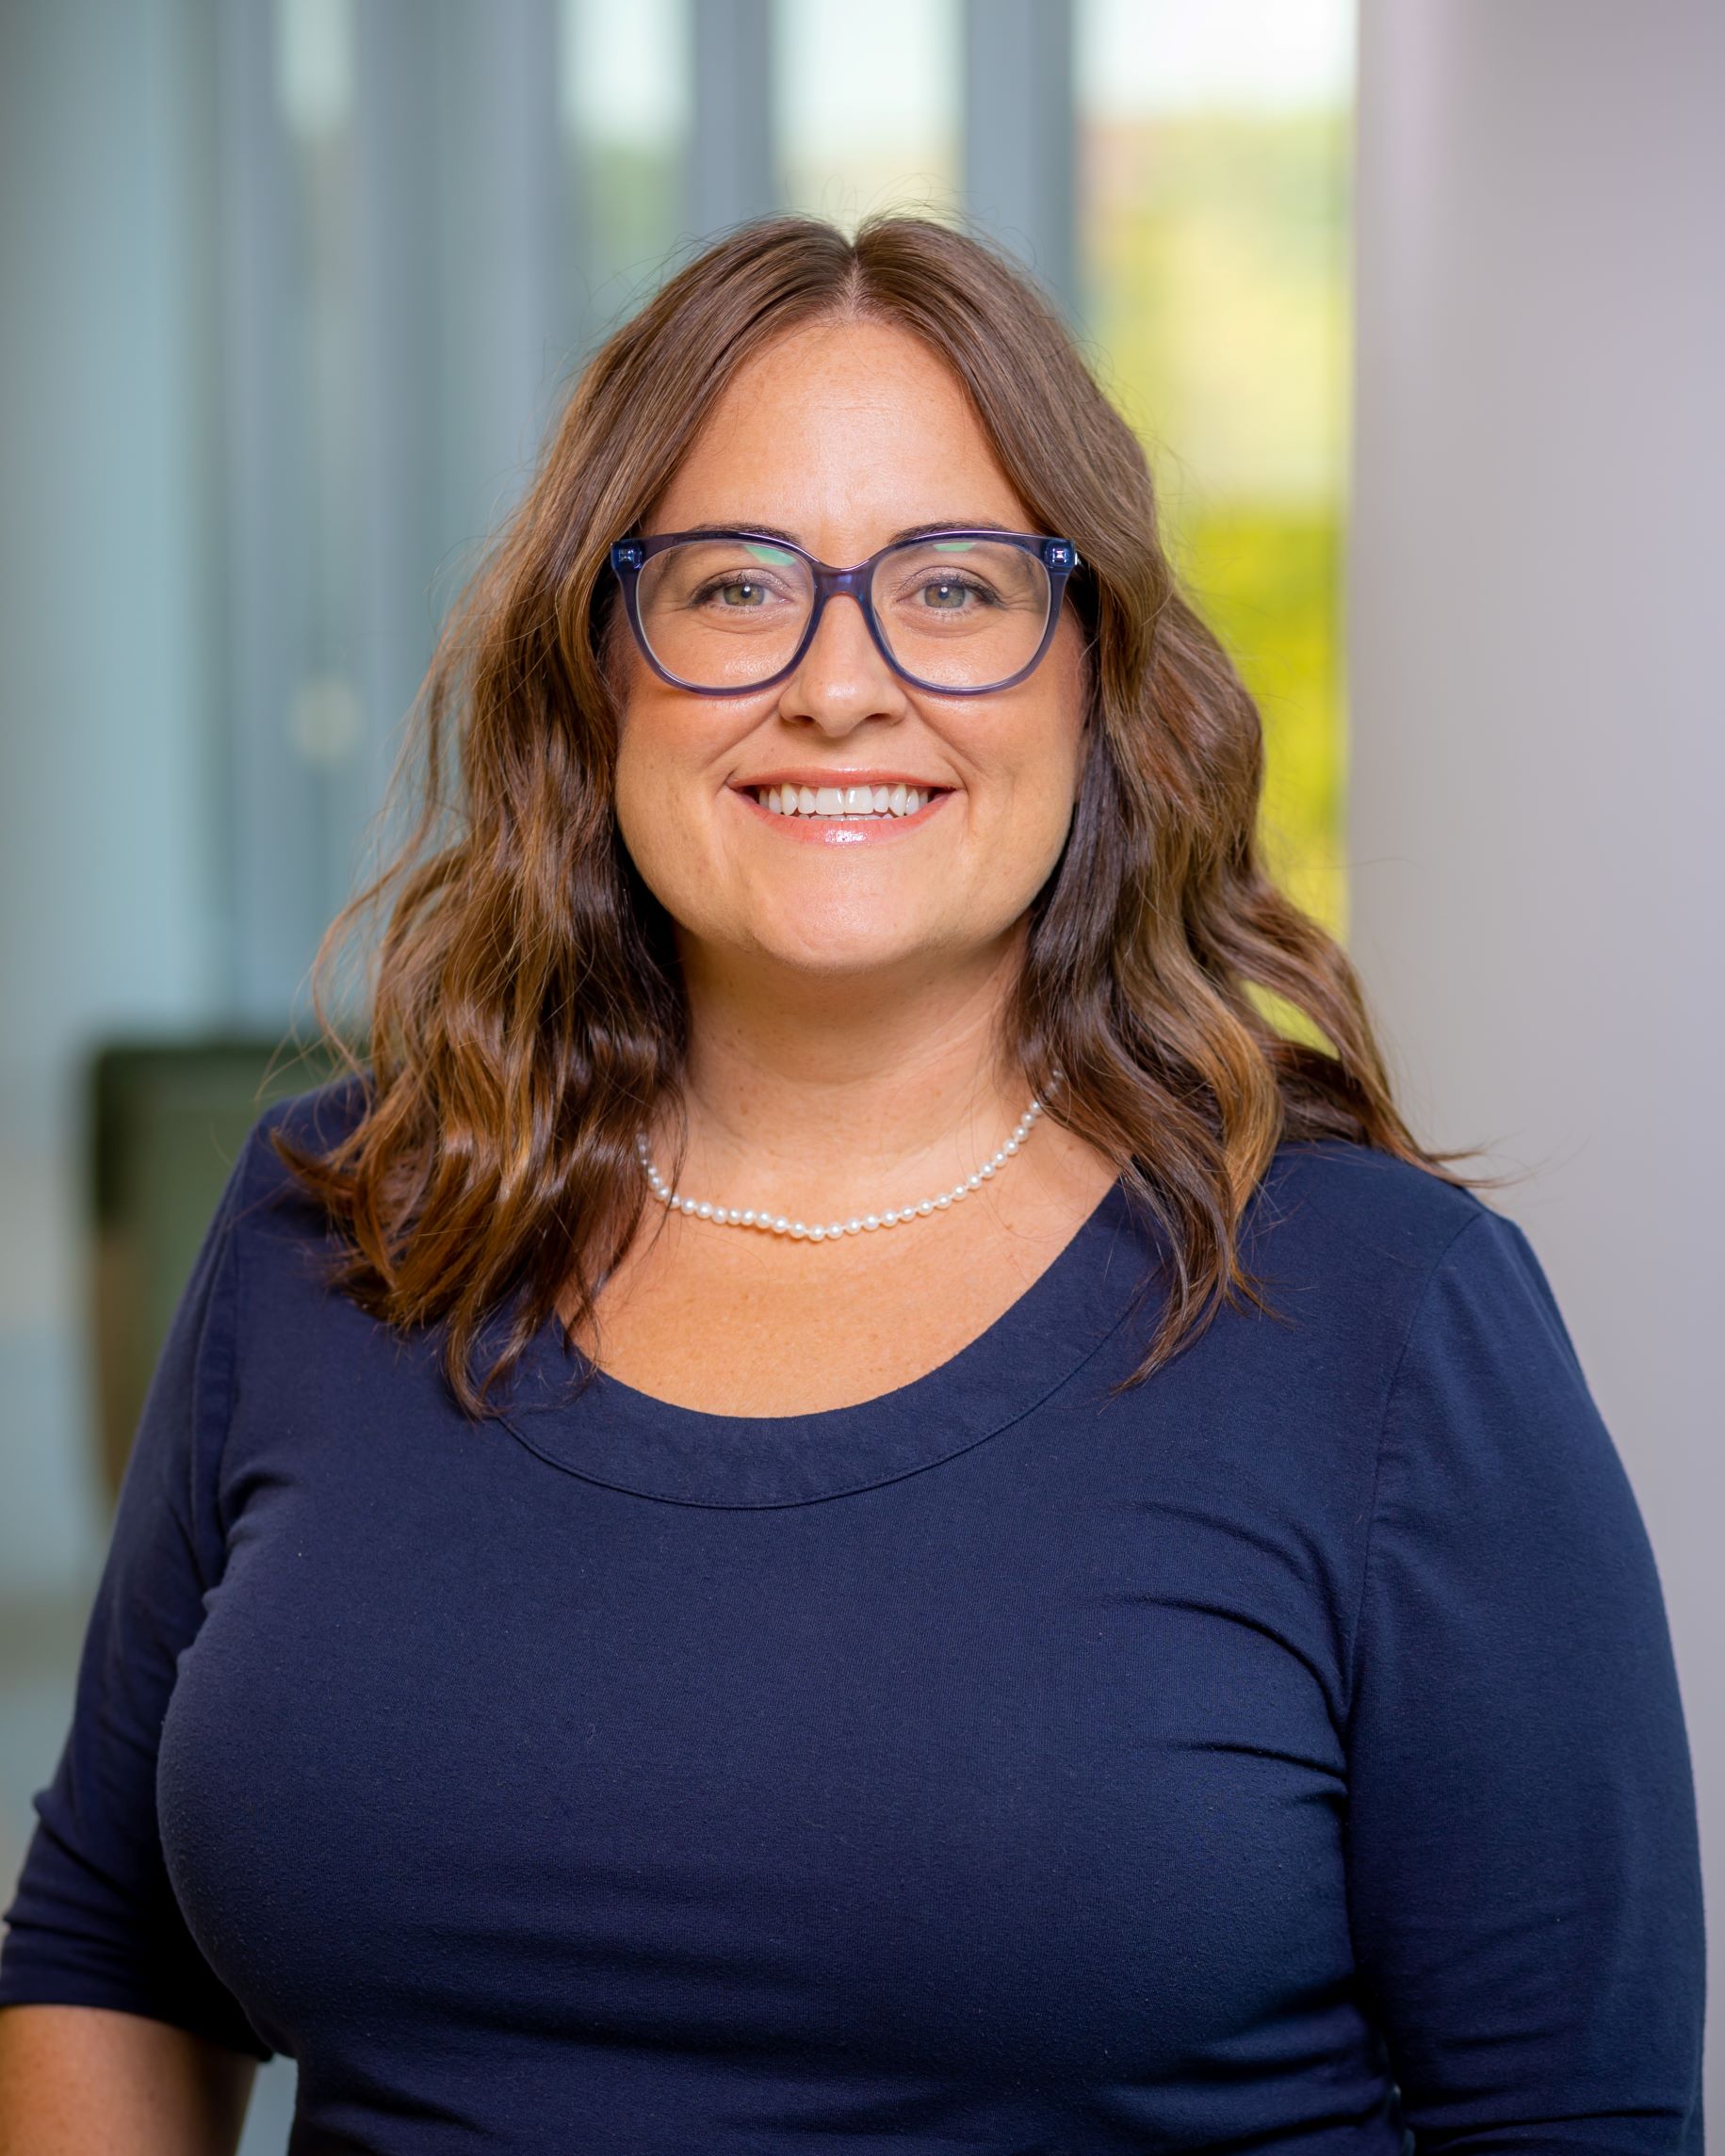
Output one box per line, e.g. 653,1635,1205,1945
633,537,1053,691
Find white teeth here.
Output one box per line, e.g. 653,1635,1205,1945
754,784,936,818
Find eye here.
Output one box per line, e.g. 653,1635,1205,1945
912,575,995,611
698,578,769,608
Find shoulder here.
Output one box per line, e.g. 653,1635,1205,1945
254,1065,375,1157
1218,1137,1544,1388
1247,1138,1590,1410
191,1070,385,1388
1246,1136,1498,1297
227,1066,376,1237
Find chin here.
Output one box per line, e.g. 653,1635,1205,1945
715,897,930,973
749,929,926,979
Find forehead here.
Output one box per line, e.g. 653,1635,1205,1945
648,316,1033,545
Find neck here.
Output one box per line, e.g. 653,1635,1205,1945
656,928,1040,1217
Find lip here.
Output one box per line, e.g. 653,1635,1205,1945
728,779,953,844
731,771,955,792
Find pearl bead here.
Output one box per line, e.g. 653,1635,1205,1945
637,1092,1046,1243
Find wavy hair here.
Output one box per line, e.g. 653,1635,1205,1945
275,211,1476,1418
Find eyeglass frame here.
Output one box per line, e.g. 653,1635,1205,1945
608,527,1082,697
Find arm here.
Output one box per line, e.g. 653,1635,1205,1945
0,2004,256,2155
0,1123,279,2135
1343,1210,1705,2150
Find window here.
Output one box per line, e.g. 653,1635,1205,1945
1077,0,1356,932
561,0,691,343
775,0,961,230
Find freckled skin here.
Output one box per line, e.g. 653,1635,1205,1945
611,317,1090,984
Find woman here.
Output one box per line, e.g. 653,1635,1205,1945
0,215,1704,2150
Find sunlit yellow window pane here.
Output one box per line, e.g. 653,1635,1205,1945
1078,0,1355,935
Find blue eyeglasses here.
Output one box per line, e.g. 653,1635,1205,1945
609,527,1081,696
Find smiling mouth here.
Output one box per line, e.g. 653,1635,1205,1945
746,783,950,819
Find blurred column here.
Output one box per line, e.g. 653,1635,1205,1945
352,0,570,938
217,0,572,1029
1349,0,1724,2089
0,0,227,1591
686,0,775,234
216,0,332,1018
963,0,1076,315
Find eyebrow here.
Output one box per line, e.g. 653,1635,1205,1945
658,518,1021,548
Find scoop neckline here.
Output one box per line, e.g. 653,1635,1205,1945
498,1174,1156,1508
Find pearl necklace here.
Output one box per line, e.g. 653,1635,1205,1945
635,1095,1047,1243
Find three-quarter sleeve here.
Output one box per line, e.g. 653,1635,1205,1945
1343,1209,1705,2148
0,1122,275,2060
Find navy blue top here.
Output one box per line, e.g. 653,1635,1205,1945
0,1077,1705,2152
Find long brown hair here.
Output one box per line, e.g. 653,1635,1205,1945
275,211,1475,1418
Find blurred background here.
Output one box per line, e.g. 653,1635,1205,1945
0,0,1717,2138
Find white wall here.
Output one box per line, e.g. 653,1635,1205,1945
1350,0,1723,2106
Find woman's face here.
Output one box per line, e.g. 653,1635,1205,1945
610,316,1089,984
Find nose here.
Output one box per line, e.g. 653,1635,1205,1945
773,586,912,734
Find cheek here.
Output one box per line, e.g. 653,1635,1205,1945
987,671,1089,895
610,694,748,935
610,703,690,897
994,650,1089,838
1003,754,1084,895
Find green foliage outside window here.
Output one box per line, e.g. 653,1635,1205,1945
1083,106,1352,939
